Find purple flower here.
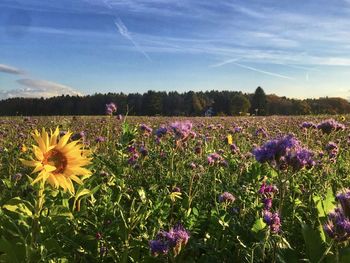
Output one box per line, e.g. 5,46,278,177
149,224,190,257
317,119,345,134
155,126,168,138
71,131,85,141
140,124,153,133
170,121,193,140
253,134,315,171
149,240,169,256
12,173,22,181
95,136,106,143
219,192,236,203
230,143,240,154
324,208,350,242
105,102,117,115
300,122,316,129
326,142,339,160
255,127,268,137
336,190,350,218
263,210,281,233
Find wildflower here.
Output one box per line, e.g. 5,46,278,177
324,208,350,242
226,134,233,145
155,126,168,138
95,136,106,143
252,134,315,171
170,121,193,140
149,224,190,257
255,127,269,137
263,210,281,233
149,239,169,256
105,102,117,115
71,131,85,141
300,122,316,129
336,190,350,218
12,173,22,181
21,128,92,193
317,119,345,134
230,143,240,154
218,192,236,203
140,124,153,134
326,142,339,161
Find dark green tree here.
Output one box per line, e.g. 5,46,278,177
250,86,267,115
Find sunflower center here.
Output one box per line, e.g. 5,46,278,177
43,149,67,174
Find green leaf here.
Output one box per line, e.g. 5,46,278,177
50,205,74,219
2,197,33,217
0,236,19,263
301,223,326,263
340,248,350,263
251,218,266,233
313,188,336,218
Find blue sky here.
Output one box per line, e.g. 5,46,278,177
1,0,350,99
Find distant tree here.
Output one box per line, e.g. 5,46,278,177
251,86,267,115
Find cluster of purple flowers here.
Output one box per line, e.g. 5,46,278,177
230,143,240,155
317,119,345,134
149,224,190,256
140,124,153,134
95,136,106,143
155,126,168,138
207,152,227,166
218,192,236,203
105,102,117,115
300,121,317,129
170,121,194,140
323,190,350,242
325,142,339,162
71,131,85,141
255,127,268,137
252,134,315,171
259,182,281,233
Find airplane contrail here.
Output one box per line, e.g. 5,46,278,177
233,62,294,80
114,18,152,62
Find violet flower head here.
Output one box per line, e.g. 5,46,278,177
149,224,190,257
219,192,236,203
317,119,345,134
140,124,153,133
255,127,268,137
263,210,281,233
95,136,106,143
170,120,193,140
324,208,350,242
155,126,168,138
300,121,316,129
336,190,350,218
149,239,169,256
253,134,315,171
105,102,117,115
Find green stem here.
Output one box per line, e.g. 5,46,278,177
30,181,45,260
317,240,334,263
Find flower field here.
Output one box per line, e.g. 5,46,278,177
1,114,350,262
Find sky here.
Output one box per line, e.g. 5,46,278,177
1,0,350,100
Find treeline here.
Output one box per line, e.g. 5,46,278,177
0,87,349,116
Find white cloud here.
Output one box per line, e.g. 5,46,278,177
0,64,24,75
0,79,82,99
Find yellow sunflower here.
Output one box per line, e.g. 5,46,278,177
21,128,92,193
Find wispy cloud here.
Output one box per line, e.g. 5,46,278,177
0,64,24,75
232,62,294,80
114,18,152,61
209,58,241,68
0,78,82,99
